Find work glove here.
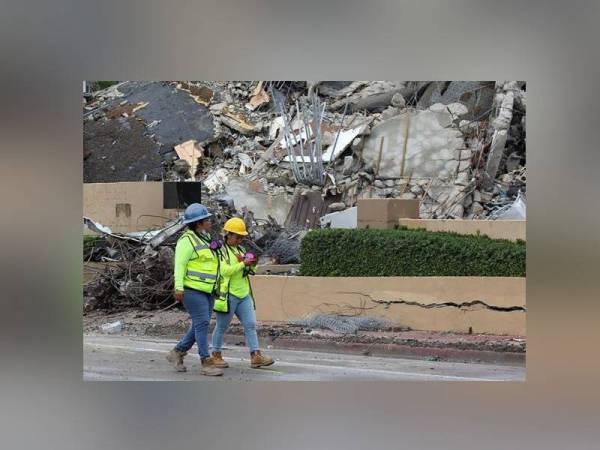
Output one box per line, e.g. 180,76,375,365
209,239,223,250
243,252,257,266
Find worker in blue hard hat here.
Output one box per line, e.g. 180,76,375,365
165,203,224,376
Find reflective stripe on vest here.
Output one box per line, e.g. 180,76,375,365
187,270,217,280
180,230,219,290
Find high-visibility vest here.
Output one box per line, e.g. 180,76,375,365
213,244,255,313
179,230,220,293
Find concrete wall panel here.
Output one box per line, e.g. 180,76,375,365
251,276,525,335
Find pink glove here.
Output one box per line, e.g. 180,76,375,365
244,252,257,264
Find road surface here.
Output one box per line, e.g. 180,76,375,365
84,334,525,381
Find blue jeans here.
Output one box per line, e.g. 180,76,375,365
212,294,259,352
175,288,214,358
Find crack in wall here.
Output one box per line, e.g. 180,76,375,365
338,291,526,312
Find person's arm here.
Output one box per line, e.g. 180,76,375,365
174,237,194,292
220,249,245,277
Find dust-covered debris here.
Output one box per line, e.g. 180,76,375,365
84,79,526,221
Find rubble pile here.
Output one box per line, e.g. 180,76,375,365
83,196,302,312
84,80,526,220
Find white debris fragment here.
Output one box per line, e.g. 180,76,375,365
446,102,468,117
101,321,122,334
204,168,230,193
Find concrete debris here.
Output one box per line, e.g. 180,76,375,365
84,80,525,221
204,168,230,193
174,140,202,178
220,106,260,135
101,321,123,334
390,92,406,108
246,81,270,111
83,193,303,312
327,202,347,212
319,207,358,228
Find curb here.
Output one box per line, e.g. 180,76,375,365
237,336,526,366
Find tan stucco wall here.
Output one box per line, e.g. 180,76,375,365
84,182,178,234
399,218,526,241
251,276,525,336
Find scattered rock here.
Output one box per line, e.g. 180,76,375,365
471,202,484,215
342,156,354,175
390,92,406,108
328,202,346,212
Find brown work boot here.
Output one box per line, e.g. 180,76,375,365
250,350,274,368
200,357,224,376
166,348,187,372
211,351,229,368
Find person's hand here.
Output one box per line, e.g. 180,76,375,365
243,252,257,266
174,290,184,302
236,254,244,262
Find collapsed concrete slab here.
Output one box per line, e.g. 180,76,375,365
225,177,293,225
362,109,467,179
319,207,358,228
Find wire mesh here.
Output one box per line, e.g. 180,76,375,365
290,314,394,334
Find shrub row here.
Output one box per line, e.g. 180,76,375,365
299,228,526,277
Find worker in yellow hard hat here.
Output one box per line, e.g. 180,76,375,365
165,203,223,376
211,217,275,369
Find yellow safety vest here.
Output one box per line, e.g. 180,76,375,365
179,230,220,294
213,244,255,313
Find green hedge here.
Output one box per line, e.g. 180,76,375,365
299,228,526,277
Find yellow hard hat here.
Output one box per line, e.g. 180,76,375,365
223,217,248,236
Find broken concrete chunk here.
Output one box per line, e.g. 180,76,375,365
462,194,473,208
410,185,423,196
390,92,406,108
328,202,346,212
351,137,364,152
492,91,514,130
485,129,508,185
448,204,464,218
446,102,468,117
204,168,230,193
363,110,466,179
471,202,484,215
342,156,354,175
220,107,259,135
246,81,270,111
429,103,446,113
209,102,228,114
174,140,202,172
380,106,401,120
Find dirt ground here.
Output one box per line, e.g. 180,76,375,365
84,308,526,362
83,117,163,183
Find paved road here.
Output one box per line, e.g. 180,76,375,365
84,334,525,381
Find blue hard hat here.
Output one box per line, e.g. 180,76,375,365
182,203,212,224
